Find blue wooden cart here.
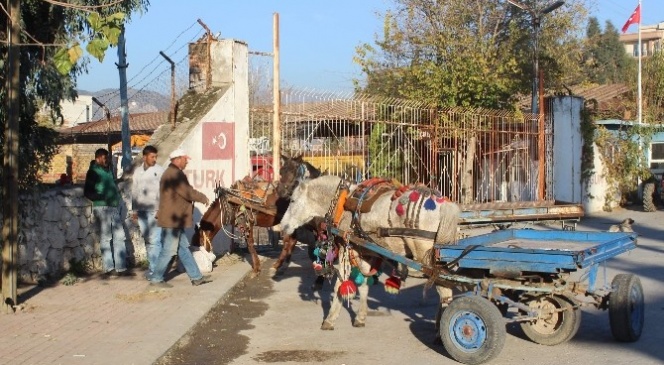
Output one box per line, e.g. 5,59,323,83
329,227,643,365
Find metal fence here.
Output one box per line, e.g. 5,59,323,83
80,31,554,208
250,89,554,205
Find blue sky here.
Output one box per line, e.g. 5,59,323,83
76,0,664,93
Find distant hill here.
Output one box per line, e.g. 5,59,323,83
79,88,170,121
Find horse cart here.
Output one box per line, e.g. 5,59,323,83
326,226,643,365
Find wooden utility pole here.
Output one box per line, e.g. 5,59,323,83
159,51,176,130
538,70,545,200
2,0,21,313
272,13,281,181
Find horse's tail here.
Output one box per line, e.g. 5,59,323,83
434,201,460,245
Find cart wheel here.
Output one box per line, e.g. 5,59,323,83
520,295,581,345
609,274,644,342
439,296,505,365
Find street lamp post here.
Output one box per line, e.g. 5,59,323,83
508,0,565,115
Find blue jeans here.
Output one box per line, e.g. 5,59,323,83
150,227,203,282
136,210,162,274
92,206,127,273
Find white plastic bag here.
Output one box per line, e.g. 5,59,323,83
177,245,216,273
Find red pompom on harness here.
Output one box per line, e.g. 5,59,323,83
339,280,357,301
384,276,402,295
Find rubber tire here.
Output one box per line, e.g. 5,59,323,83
440,296,506,365
643,183,656,212
520,295,581,345
609,274,644,342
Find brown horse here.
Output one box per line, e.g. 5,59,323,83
191,155,321,276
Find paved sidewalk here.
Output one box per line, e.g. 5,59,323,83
0,253,256,365
0,208,654,365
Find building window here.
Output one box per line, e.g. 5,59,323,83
633,43,640,57
650,142,664,170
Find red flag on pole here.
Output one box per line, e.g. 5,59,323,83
621,4,641,33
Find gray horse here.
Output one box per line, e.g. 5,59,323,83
280,175,460,330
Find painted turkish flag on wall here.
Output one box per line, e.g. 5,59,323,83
202,122,235,160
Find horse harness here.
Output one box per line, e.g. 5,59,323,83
215,180,277,242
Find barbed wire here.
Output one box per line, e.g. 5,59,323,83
125,21,200,86
86,23,205,120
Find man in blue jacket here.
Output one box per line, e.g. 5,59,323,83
84,148,131,276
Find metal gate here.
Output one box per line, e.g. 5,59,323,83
250,89,554,206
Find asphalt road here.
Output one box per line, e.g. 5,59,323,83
159,207,664,365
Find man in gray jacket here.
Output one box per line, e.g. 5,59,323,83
131,145,164,279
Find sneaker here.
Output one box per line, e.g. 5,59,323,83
114,270,136,277
101,270,115,279
143,271,153,280
191,275,212,286
149,281,173,289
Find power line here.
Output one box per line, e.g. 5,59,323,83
41,0,126,11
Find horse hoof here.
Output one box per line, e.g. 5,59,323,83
352,321,365,328
320,320,334,330
268,267,278,276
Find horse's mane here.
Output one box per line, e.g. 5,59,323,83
304,160,322,179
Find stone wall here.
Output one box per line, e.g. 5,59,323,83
14,182,144,283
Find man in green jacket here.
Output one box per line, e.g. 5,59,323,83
84,148,131,276
148,148,212,288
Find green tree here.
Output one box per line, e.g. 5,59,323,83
354,0,589,109
583,17,603,83
584,18,634,84
598,21,633,84
641,51,664,122
0,0,150,191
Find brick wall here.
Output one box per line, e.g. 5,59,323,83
41,143,108,184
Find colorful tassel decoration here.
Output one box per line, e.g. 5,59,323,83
409,191,421,202
350,267,365,285
424,197,437,211
399,195,409,205
312,261,323,271
436,196,448,204
396,203,405,216
384,276,402,295
339,280,357,301
325,248,337,263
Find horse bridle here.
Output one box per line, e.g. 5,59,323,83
296,163,308,182
279,161,309,198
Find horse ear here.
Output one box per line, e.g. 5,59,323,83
295,153,304,161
